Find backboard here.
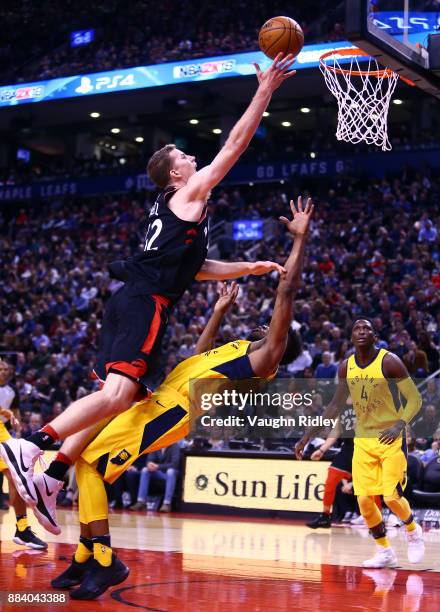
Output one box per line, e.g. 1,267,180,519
346,0,440,98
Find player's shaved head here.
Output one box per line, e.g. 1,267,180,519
352,318,375,332
351,318,377,350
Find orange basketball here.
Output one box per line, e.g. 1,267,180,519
259,16,304,60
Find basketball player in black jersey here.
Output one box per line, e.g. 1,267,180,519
1,52,297,522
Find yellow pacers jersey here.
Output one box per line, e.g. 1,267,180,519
81,340,255,483
346,348,402,436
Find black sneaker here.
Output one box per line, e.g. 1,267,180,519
306,513,332,529
70,554,129,600
12,527,48,549
51,556,94,589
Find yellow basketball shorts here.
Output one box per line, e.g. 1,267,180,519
352,437,407,497
0,421,11,472
80,384,189,484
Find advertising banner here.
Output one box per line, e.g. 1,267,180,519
183,455,330,512
0,41,357,108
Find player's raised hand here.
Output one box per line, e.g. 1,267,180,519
253,52,297,92
248,261,286,276
214,281,239,314
280,196,314,237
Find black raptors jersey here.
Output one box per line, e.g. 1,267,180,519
108,187,209,304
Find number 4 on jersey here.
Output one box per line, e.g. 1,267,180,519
361,385,368,401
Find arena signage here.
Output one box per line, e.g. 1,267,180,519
0,41,358,108
1,149,440,201
372,12,440,38
183,455,329,512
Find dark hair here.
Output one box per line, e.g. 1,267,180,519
351,318,376,332
280,329,302,365
147,144,176,188
246,327,302,366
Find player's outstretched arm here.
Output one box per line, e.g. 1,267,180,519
194,282,239,355
378,353,422,444
195,259,285,280
248,197,313,377
295,360,349,459
180,54,296,202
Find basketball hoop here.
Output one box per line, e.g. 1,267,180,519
320,48,408,151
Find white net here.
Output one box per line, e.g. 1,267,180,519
320,53,399,151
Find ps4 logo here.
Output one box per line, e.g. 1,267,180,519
75,73,136,95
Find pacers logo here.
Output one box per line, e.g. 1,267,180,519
195,474,209,491
110,448,132,465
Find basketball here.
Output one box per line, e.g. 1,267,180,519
259,16,304,60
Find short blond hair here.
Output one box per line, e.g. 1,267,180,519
147,144,176,189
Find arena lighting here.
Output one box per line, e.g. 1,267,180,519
393,99,403,105
111,127,120,133
310,152,316,159
135,136,144,142
111,144,117,150
263,111,270,117
90,111,100,118
281,121,292,127
119,157,126,165
212,128,222,134
189,119,199,124
300,107,311,113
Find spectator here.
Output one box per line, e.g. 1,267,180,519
403,341,429,375
412,405,440,440
129,443,181,512
315,351,337,379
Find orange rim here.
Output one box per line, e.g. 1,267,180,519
320,47,415,85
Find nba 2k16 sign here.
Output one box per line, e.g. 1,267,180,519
183,455,330,513
0,41,358,108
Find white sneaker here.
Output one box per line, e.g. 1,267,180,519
341,511,353,523
407,524,425,564
386,513,401,528
31,473,63,535
362,546,398,568
351,514,367,526
0,438,43,506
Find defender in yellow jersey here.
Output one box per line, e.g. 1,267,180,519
46,198,313,599
296,318,425,569
80,338,255,483
0,358,47,550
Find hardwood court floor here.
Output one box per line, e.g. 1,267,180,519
0,508,439,610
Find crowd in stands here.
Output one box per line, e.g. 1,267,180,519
1,165,440,443
1,159,440,508
0,0,345,84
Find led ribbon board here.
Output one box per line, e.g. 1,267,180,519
0,41,358,108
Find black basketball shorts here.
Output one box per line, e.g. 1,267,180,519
94,286,170,394
331,439,354,475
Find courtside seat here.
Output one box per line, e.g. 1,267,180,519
413,456,440,508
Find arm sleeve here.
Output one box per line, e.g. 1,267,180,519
397,377,423,424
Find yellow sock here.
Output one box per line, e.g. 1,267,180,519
375,535,390,548
93,542,112,567
404,519,417,532
16,516,28,532
74,541,93,564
